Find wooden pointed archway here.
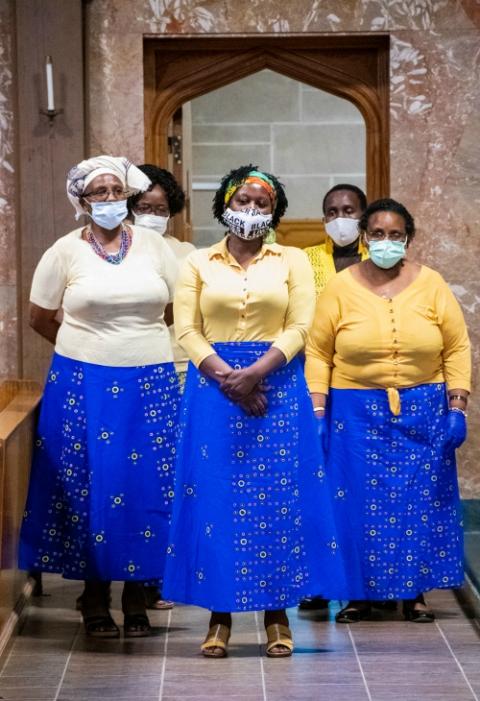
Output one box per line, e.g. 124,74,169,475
144,34,389,203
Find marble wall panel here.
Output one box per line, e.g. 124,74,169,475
0,0,18,380
85,0,480,494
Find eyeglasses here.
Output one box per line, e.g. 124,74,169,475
365,229,407,243
134,203,170,216
83,187,130,202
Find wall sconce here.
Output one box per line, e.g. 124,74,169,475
39,56,63,124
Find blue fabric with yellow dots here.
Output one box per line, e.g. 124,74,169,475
19,352,180,581
163,342,347,612
326,383,464,600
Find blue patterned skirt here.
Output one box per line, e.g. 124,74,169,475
162,342,346,612
19,353,180,581
327,383,463,600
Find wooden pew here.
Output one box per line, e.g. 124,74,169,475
0,380,42,656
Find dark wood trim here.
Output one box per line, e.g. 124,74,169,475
144,34,390,202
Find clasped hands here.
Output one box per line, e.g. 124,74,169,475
216,366,270,417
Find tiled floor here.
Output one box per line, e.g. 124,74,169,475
1,577,480,701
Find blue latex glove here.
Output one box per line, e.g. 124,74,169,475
443,409,467,453
315,416,328,456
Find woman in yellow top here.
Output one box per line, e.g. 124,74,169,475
305,198,471,623
162,165,345,658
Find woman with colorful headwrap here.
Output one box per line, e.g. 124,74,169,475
19,156,181,638
162,165,346,658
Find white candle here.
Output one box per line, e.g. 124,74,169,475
46,56,54,111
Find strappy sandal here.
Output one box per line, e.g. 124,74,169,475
83,614,120,638
81,581,118,638
124,613,151,638
403,594,435,623
265,623,294,658
335,600,372,623
200,623,231,658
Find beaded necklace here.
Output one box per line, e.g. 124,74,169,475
87,227,131,265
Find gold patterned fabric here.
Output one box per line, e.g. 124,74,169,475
305,237,369,296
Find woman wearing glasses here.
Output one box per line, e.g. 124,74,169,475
19,156,180,638
305,198,471,623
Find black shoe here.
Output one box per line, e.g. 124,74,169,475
298,596,330,611
335,602,372,623
403,594,435,623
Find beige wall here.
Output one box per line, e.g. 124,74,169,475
1,0,478,495
190,69,366,246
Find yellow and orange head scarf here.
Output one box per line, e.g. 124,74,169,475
224,169,277,207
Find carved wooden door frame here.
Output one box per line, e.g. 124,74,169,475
144,34,390,203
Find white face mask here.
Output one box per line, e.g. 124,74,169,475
133,212,169,235
222,207,273,240
325,217,360,247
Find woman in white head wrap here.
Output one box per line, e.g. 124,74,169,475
19,156,181,638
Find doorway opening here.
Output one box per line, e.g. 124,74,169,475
144,34,389,246
186,70,366,247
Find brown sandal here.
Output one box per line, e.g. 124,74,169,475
265,623,294,658
200,623,231,658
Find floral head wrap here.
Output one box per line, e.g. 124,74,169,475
66,155,151,220
224,169,277,207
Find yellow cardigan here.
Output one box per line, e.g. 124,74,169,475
305,265,471,413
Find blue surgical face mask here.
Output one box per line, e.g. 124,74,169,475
368,239,406,269
89,200,128,230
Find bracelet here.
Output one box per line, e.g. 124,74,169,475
449,406,468,418
313,406,326,413
449,394,467,404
